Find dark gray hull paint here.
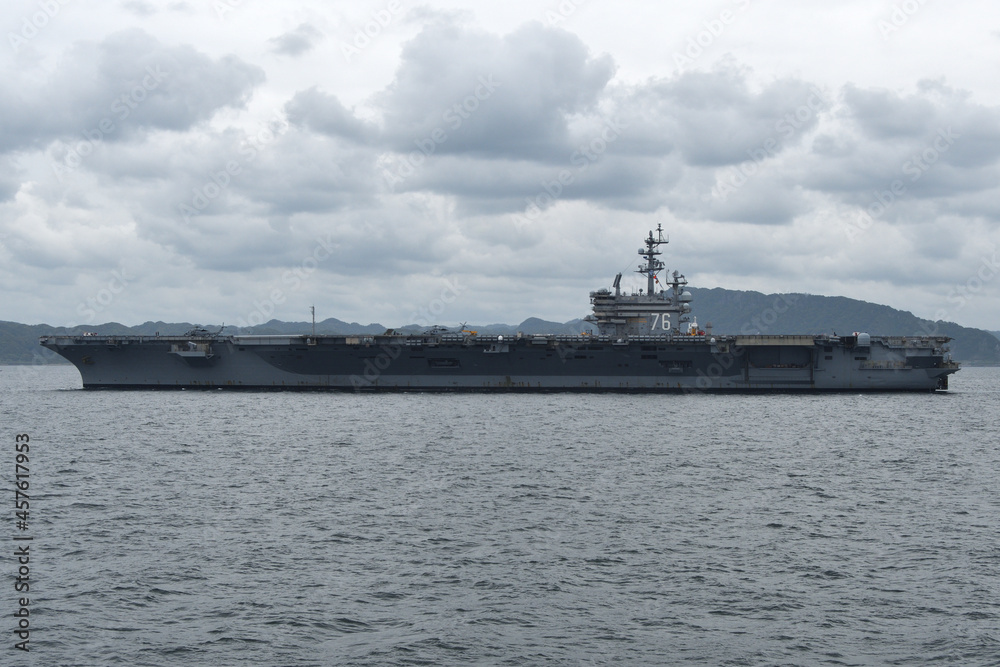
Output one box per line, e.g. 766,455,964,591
40,333,958,392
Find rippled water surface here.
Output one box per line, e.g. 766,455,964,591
3,365,999,665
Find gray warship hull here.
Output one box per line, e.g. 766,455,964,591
39,331,957,392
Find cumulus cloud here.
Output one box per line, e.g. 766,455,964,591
0,29,264,153
633,69,826,168
378,21,615,159
293,21,616,161
281,25,846,223
797,82,1000,223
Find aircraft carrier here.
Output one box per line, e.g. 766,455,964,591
40,226,959,391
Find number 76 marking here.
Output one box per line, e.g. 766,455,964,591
650,313,671,331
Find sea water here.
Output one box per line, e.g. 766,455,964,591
2,365,998,665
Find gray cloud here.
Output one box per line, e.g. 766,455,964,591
269,23,323,57
292,19,617,163
0,156,21,202
0,29,264,153
842,84,937,140
276,20,1000,233
286,88,376,143
800,82,1000,218
640,69,826,168
4,12,1000,330
285,26,843,224
379,22,614,159
121,1,156,16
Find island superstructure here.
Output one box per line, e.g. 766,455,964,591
40,226,959,391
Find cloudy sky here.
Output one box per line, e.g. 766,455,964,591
3,0,1000,331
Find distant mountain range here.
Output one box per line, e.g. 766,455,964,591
4,288,999,365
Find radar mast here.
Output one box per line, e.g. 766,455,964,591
637,224,667,295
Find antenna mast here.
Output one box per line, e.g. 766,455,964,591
637,223,667,295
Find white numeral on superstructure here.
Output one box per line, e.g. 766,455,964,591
650,314,671,331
